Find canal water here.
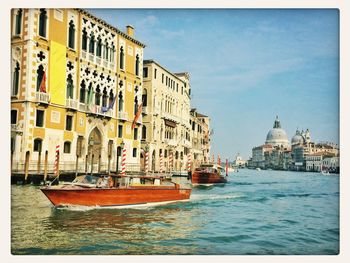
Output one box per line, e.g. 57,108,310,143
11,169,339,255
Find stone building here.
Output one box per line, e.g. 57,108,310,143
11,8,145,176
141,60,192,173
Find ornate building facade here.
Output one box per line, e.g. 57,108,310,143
11,8,145,175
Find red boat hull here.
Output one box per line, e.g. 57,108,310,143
191,171,227,185
41,187,191,207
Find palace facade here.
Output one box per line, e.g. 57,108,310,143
11,8,145,175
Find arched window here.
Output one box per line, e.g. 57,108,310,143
66,74,74,99
104,42,109,60
110,44,115,62
79,80,86,103
33,138,42,152
89,32,95,54
118,91,123,112
142,89,147,107
96,37,102,57
134,97,138,115
95,86,101,105
15,9,22,35
82,29,87,51
64,141,71,153
36,65,44,92
109,90,114,108
119,46,124,70
132,148,137,158
68,20,75,49
102,88,108,107
135,54,140,76
38,9,47,38
142,125,146,140
12,61,20,96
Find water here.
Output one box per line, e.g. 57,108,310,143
11,169,339,255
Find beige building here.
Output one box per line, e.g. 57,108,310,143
190,108,211,168
141,60,192,173
11,8,145,177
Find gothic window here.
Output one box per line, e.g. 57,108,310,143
96,37,102,57
142,125,146,140
79,80,86,103
109,90,114,108
119,46,124,70
11,110,17,124
118,91,123,112
134,128,138,140
134,97,138,115
38,9,47,38
36,65,44,92
68,20,75,49
135,55,140,76
15,9,22,35
133,148,137,158
12,62,20,96
104,42,109,60
110,44,115,62
82,29,87,51
66,74,74,99
95,86,101,105
89,33,95,54
102,88,108,107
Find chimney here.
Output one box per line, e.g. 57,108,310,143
126,25,134,37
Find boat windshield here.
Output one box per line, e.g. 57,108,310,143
73,175,100,185
195,167,217,173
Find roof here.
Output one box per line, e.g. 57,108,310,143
143,59,188,84
76,8,146,48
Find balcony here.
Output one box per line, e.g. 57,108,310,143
96,57,101,65
89,53,94,63
161,112,180,123
142,107,148,115
118,111,128,121
183,139,192,148
66,98,78,110
35,91,50,104
136,116,142,124
81,50,87,60
165,139,177,147
109,62,115,70
103,60,108,68
79,102,87,112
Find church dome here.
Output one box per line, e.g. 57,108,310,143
291,129,304,145
265,116,289,147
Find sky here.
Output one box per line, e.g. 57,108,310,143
89,9,339,160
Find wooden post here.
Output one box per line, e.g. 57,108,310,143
90,153,94,175
11,151,14,171
98,154,101,173
37,151,41,174
24,151,30,182
85,154,88,175
43,151,48,181
75,155,79,178
107,155,111,175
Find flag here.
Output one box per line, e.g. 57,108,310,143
132,102,143,129
102,95,116,113
39,71,46,93
87,87,94,111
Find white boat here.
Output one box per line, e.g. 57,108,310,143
321,170,330,176
256,168,261,171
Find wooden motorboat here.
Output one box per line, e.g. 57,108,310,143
191,163,228,185
41,174,191,208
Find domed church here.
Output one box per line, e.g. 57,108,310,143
265,116,289,148
291,128,311,146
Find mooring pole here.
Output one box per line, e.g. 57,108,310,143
43,150,48,181
75,154,79,178
85,154,88,175
98,154,101,173
24,151,30,182
90,154,94,175
37,151,41,175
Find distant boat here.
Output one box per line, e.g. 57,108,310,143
191,163,228,185
321,170,330,176
256,168,261,171
41,174,191,208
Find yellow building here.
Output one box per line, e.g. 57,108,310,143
11,8,145,176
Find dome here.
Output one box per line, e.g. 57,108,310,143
265,116,289,147
291,129,304,145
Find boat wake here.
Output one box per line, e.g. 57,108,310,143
190,194,242,202
54,199,190,211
